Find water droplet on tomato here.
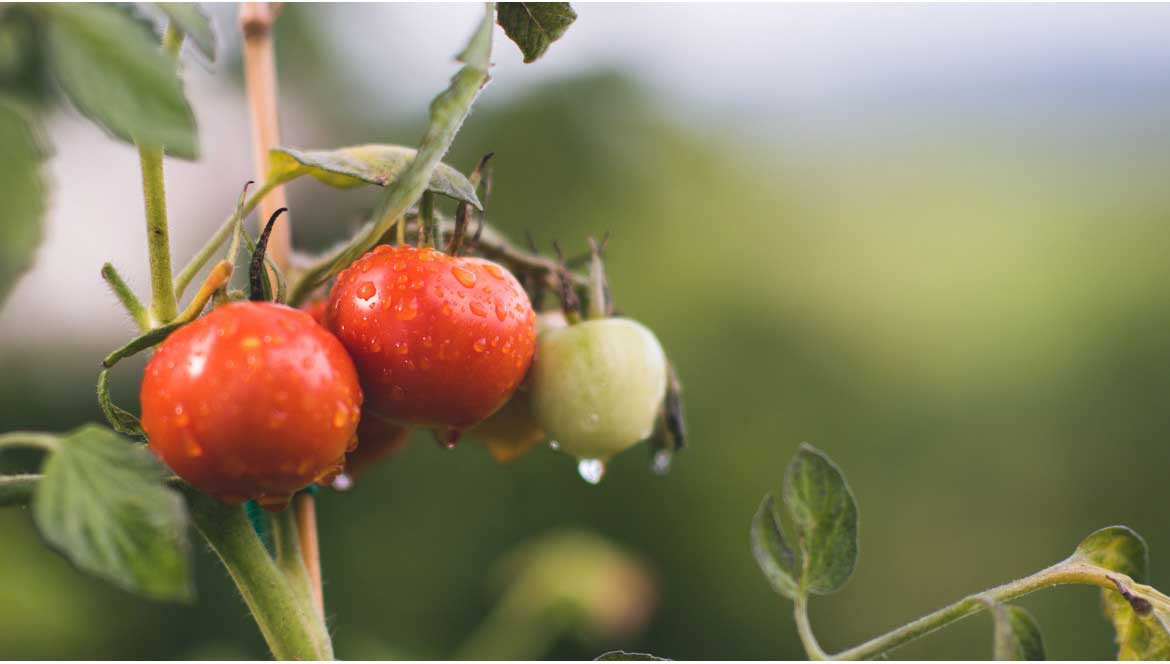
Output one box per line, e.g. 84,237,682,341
469,301,488,317
451,265,477,288
577,458,606,485
484,263,505,279
473,338,487,352
494,301,508,321
398,297,419,320
356,282,376,300
437,428,462,449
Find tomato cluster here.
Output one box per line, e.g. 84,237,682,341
140,231,676,504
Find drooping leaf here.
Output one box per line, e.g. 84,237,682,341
288,5,494,305
982,599,1046,660
594,651,669,661
1071,527,1169,659
43,3,198,158
32,424,193,602
97,369,145,437
750,493,799,599
782,443,859,594
0,98,46,308
1073,526,1149,581
156,3,216,61
268,145,481,208
497,3,576,63
1102,581,1170,660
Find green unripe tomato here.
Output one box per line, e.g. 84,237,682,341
531,317,667,460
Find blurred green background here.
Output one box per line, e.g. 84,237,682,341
4,3,1170,660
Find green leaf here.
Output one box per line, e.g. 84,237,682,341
156,3,216,61
32,424,193,602
1073,526,1149,581
497,3,577,63
982,599,1046,660
595,651,669,661
268,145,481,209
750,493,799,599
287,4,494,306
782,443,859,594
0,98,46,308
1072,527,1169,659
43,3,197,158
1102,582,1170,660
97,369,145,437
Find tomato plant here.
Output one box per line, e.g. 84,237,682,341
0,2,1166,662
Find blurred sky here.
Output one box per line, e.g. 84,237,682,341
6,3,1170,347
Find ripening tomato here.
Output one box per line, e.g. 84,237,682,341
470,310,568,462
326,244,536,436
531,318,667,461
141,302,363,510
336,411,412,483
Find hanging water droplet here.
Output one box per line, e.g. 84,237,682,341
577,458,606,485
650,449,674,475
332,473,354,491
436,428,462,449
549,440,560,450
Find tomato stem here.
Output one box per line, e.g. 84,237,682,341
799,559,1170,660
185,489,334,660
136,24,185,327
270,498,325,621
101,262,151,331
418,190,436,248
174,180,273,301
0,474,40,507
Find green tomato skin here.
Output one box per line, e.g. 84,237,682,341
531,317,667,460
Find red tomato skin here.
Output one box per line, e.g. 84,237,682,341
326,245,536,430
141,302,363,508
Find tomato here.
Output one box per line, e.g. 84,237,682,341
326,244,536,435
140,301,363,510
331,411,412,486
470,310,568,463
471,385,545,463
531,318,667,461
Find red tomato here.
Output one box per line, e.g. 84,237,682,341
326,245,536,435
141,302,363,510
334,412,413,485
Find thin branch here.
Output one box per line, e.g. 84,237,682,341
294,493,325,618
240,2,291,273
101,263,150,331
